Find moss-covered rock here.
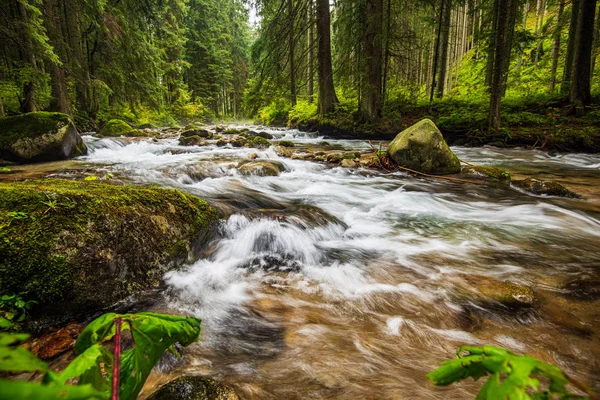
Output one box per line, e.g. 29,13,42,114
0,179,217,322
454,274,536,309
460,166,511,182
514,177,580,198
179,135,207,146
97,119,145,137
181,128,212,139
238,160,285,176
249,136,271,149
0,112,87,163
256,131,274,140
147,376,239,400
230,136,247,148
387,118,461,174
340,159,357,168
278,140,294,148
273,145,292,157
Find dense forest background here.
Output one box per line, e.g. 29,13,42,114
1,0,599,133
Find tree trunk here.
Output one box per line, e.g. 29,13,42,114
288,0,296,107
307,0,314,103
436,0,452,98
430,0,446,102
516,2,529,78
382,0,392,108
16,0,38,113
45,0,72,115
591,2,600,72
489,0,518,129
64,0,89,115
359,0,384,121
561,0,581,95
485,0,501,87
570,0,597,106
549,0,565,91
316,0,338,114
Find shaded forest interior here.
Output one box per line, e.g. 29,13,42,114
1,0,599,145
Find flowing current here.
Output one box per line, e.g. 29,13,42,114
79,128,600,399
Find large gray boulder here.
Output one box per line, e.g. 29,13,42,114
0,112,87,163
387,119,461,174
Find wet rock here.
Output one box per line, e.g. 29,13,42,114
460,166,511,182
387,119,461,174
278,140,294,148
256,131,274,140
98,119,145,137
238,160,284,176
326,153,342,163
0,112,87,163
291,152,314,160
179,136,207,146
147,376,239,400
513,177,580,198
273,145,292,157
248,153,258,160
454,274,536,309
216,139,227,147
249,136,271,149
560,279,600,301
340,159,357,168
25,322,84,359
230,136,247,148
0,179,217,323
214,125,225,133
181,128,212,139
224,128,240,135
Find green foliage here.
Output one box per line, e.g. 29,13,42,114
0,167,11,174
257,99,292,126
0,312,201,400
288,101,318,125
0,295,37,328
428,345,593,399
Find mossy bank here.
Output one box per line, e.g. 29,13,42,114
0,179,218,326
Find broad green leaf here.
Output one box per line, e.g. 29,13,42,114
0,333,48,373
74,313,117,354
0,316,12,329
0,379,108,400
51,344,113,393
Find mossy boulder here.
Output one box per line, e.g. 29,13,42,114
273,145,292,157
256,131,274,140
179,135,207,146
249,136,271,149
454,274,536,309
278,140,294,148
238,160,285,176
0,112,87,163
460,166,511,182
97,119,145,137
0,179,218,322
181,128,212,139
230,136,247,148
514,177,580,198
387,118,461,174
147,376,239,400
340,159,357,168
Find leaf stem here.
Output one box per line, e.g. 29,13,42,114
111,317,122,400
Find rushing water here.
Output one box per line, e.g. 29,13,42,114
39,128,600,398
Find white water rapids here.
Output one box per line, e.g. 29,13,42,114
81,128,600,399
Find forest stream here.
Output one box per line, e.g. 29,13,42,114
7,126,600,399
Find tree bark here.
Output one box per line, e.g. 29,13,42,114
516,2,529,78
485,0,500,87
45,0,72,115
436,0,452,98
359,0,384,121
549,0,565,91
288,0,296,107
307,0,314,103
316,0,338,114
16,0,38,113
570,0,597,106
591,2,600,72
430,0,446,102
561,0,581,95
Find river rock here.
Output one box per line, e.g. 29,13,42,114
0,112,87,163
230,136,247,148
181,128,212,139
326,153,342,163
454,274,536,309
147,376,239,400
513,177,580,198
249,136,271,149
97,119,145,137
257,131,274,139
25,322,84,360
179,135,207,146
459,166,511,182
274,145,292,157
340,159,357,168
0,179,217,323
238,160,285,176
387,119,461,174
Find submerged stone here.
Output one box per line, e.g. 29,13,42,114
514,177,580,198
0,179,217,323
454,274,536,309
147,376,239,400
0,112,87,163
460,166,511,182
238,160,285,176
179,135,207,146
387,119,461,174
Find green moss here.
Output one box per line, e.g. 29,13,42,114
0,167,11,174
0,179,217,317
97,119,144,137
278,140,294,147
0,112,71,148
462,166,510,182
249,136,271,149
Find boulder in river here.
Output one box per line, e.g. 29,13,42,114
459,166,511,182
273,145,292,157
181,128,212,139
454,274,536,309
0,112,87,163
147,376,239,400
179,135,207,146
249,136,271,149
97,119,145,137
513,177,580,198
340,158,357,168
0,179,217,324
387,119,461,174
238,160,285,176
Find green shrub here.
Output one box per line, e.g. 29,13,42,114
288,100,317,125
258,99,291,126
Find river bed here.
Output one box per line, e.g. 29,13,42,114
5,127,600,399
